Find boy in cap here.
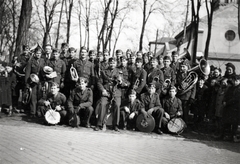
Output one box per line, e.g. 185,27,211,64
147,57,164,95
162,86,183,131
37,82,67,124
120,89,142,130
140,82,165,134
129,57,147,96
176,59,196,124
48,48,66,87
62,47,77,99
221,74,240,141
67,77,94,128
115,49,123,67
224,62,236,86
60,42,69,59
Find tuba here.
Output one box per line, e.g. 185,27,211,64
70,64,79,81
177,59,210,95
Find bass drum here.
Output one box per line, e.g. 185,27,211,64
45,109,61,125
136,114,155,133
167,118,186,134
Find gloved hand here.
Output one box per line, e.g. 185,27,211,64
129,112,135,119
55,105,62,111
124,107,130,113
44,100,50,106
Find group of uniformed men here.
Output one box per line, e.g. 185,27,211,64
10,43,239,138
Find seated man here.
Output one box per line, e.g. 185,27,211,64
120,89,142,130
162,86,183,130
67,77,94,128
37,82,67,124
140,82,165,134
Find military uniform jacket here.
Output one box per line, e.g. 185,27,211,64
130,67,147,94
161,67,176,86
73,59,95,87
67,88,93,110
117,65,130,88
38,92,66,110
121,99,142,114
25,57,47,83
48,58,66,84
162,96,182,118
140,92,162,111
98,67,127,97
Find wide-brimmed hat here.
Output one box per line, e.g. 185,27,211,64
43,66,53,74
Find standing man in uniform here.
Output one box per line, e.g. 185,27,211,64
72,47,95,90
25,46,47,117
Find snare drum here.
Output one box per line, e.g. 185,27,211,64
167,117,186,134
45,109,61,125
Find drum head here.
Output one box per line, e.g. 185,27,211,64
22,87,32,104
136,114,155,133
167,118,186,134
45,110,61,125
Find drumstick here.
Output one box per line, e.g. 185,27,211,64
47,104,56,120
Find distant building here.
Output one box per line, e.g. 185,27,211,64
175,1,240,73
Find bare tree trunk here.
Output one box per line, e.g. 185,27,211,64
78,0,82,48
204,0,217,60
139,0,147,51
55,0,64,48
97,0,112,53
238,0,240,39
190,0,201,64
104,0,118,52
14,0,32,57
66,0,73,44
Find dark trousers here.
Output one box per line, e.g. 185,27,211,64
120,111,137,128
95,96,121,127
68,106,94,125
151,107,164,129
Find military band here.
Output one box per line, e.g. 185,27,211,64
1,43,239,142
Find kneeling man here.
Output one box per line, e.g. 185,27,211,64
67,77,93,128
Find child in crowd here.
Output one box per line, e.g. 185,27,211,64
120,89,142,130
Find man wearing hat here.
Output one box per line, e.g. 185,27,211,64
162,86,183,131
127,53,136,72
120,89,142,130
170,51,180,74
13,44,31,112
129,57,147,96
117,56,130,100
100,49,110,71
175,59,196,124
72,47,95,90
221,74,240,142
95,57,129,131
224,62,237,86
60,42,69,60
25,46,47,117
62,47,77,98
48,48,66,87
67,77,94,128
43,44,53,61
37,82,67,124
140,82,165,134
88,50,97,63
115,49,123,67
146,57,164,95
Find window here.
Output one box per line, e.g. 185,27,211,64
225,30,236,41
